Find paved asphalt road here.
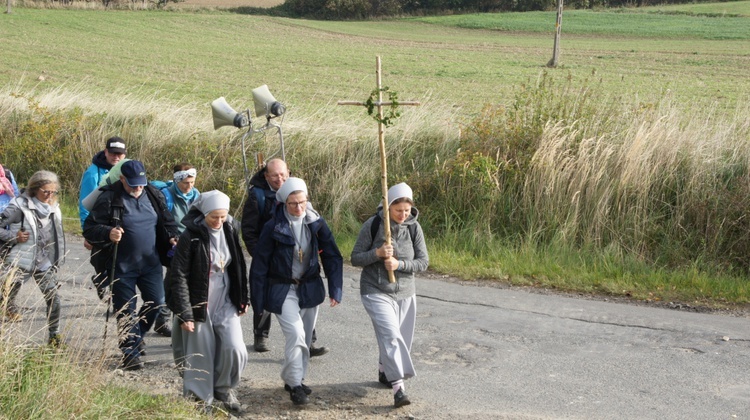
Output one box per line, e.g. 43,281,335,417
8,233,750,419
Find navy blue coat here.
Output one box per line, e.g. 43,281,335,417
250,204,343,315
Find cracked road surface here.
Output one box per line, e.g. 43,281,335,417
9,233,750,419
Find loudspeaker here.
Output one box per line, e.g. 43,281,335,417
211,97,249,129
252,85,285,118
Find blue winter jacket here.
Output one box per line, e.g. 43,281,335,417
78,151,113,229
250,203,343,315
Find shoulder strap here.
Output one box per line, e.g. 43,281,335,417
161,186,174,212
110,187,125,227
254,187,266,217
370,213,418,243
370,214,380,240
145,184,168,213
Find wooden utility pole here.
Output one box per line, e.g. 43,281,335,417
338,56,420,283
547,0,564,68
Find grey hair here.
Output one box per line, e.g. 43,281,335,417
26,171,59,196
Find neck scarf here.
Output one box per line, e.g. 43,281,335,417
31,196,52,219
173,183,199,205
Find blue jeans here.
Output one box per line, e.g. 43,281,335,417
112,263,165,358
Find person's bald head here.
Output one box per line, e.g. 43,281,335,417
265,158,289,191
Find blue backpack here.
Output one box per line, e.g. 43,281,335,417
149,180,175,212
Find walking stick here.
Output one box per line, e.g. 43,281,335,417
103,215,121,345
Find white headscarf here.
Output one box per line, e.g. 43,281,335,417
173,168,197,183
194,190,230,216
388,182,413,207
276,177,308,203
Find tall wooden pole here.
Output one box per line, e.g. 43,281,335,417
547,0,564,68
375,57,395,282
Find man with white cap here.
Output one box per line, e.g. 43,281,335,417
249,177,343,405
167,190,249,414
351,182,429,408
79,136,127,238
79,137,127,301
84,159,180,371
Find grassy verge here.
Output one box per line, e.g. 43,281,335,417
0,303,201,419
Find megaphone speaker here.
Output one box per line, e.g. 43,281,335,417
211,97,249,130
252,85,286,118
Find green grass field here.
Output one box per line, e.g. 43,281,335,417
1,4,748,115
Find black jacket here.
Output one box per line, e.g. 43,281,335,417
83,182,179,268
241,167,279,257
166,207,249,324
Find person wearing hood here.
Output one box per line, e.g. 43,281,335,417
350,182,429,408
0,171,66,347
166,190,249,414
78,136,126,235
0,163,20,213
249,177,343,406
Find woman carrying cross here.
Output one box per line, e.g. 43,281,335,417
350,182,429,408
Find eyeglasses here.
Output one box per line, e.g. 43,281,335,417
39,189,59,196
286,200,307,208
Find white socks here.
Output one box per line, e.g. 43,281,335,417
391,379,404,395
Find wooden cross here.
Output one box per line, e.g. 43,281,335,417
338,56,420,283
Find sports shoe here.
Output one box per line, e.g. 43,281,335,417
48,334,64,348
254,336,269,352
309,345,328,357
154,320,172,338
3,308,21,322
378,371,390,386
138,340,146,356
394,388,411,408
214,389,242,414
289,385,309,405
285,383,312,395
121,354,144,371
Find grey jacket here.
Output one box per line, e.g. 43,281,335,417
0,195,65,272
351,206,428,300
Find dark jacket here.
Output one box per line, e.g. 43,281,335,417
166,207,249,324
250,204,343,315
83,182,179,268
241,167,279,257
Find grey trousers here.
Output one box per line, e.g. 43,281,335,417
361,293,417,383
4,268,61,338
181,312,247,403
275,285,318,387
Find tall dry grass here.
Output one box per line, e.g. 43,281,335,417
0,262,202,418
2,73,750,275
523,95,750,269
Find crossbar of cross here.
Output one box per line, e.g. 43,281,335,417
337,56,420,283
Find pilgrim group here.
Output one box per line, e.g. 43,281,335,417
0,136,429,412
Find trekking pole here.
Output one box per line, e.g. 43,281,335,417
103,216,121,345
